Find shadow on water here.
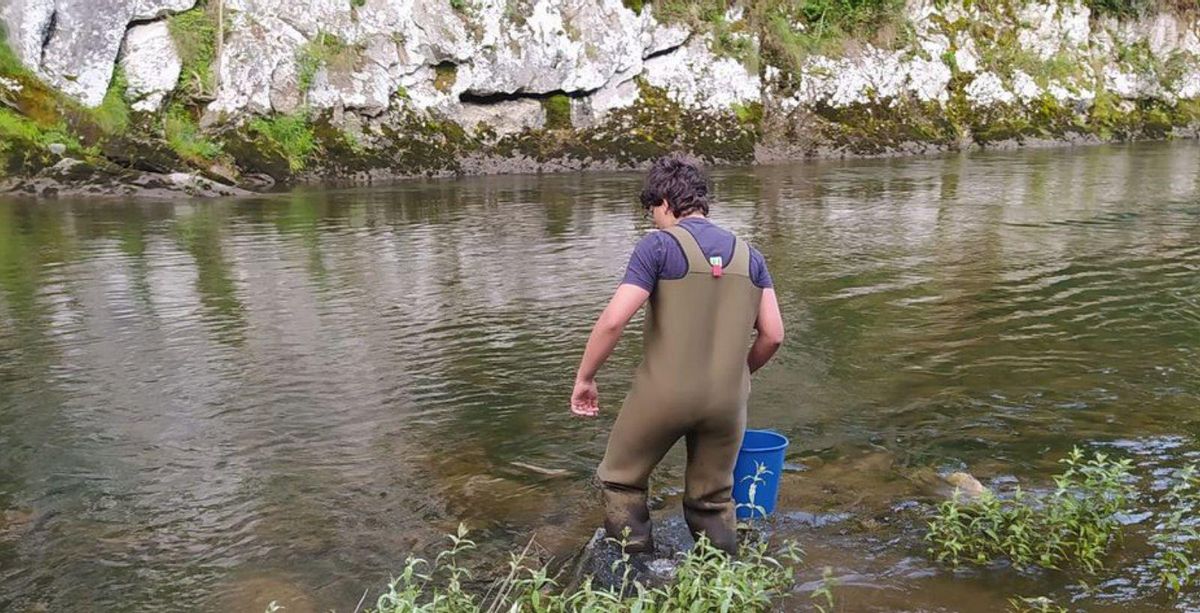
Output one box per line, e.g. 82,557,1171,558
1,142,1199,610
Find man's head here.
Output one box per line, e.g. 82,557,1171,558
640,154,710,229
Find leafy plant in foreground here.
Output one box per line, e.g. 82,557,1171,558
361,524,801,612
735,461,773,520
1149,464,1200,593
810,566,837,613
926,447,1135,572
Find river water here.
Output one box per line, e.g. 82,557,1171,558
1,142,1199,612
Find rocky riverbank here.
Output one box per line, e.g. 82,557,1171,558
1,0,1199,196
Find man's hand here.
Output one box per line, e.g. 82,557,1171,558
569,284,648,419
570,377,600,417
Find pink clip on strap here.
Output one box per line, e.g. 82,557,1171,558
709,256,723,278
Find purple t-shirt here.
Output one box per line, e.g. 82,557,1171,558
621,218,773,293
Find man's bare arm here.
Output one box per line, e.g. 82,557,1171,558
748,288,784,374
570,284,651,416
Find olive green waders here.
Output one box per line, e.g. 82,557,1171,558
597,225,763,555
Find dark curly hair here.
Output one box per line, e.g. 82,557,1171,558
639,154,710,218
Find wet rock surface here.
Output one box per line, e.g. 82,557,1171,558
563,517,696,592
1,158,251,199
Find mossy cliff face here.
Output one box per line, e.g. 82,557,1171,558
1,0,1199,190
761,0,1200,158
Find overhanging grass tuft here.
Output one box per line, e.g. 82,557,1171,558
249,113,318,172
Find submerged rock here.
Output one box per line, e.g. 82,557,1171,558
0,508,35,542
943,472,988,499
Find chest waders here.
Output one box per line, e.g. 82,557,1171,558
597,225,762,555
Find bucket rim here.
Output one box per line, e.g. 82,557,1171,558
740,429,789,453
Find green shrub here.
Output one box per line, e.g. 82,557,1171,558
762,0,906,59
926,448,1135,572
164,104,222,164
249,113,318,172
790,0,905,35
168,3,218,99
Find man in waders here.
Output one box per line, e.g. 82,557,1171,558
570,154,784,556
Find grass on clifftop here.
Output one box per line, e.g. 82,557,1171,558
650,0,906,73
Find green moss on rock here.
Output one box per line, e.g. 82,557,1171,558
542,94,572,130
807,96,959,154
0,25,29,79
489,82,757,167
90,69,132,136
433,62,458,93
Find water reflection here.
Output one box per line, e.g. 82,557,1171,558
0,142,1199,611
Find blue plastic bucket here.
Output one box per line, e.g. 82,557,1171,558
732,429,789,520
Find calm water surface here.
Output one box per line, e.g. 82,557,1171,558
2,143,1200,611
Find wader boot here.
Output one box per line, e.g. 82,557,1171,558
597,225,763,555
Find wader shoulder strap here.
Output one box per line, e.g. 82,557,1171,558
662,226,711,275
727,235,750,277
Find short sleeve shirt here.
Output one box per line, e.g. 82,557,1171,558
621,218,773,293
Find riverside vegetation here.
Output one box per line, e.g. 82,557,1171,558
261,446,1200,612
927,447,1200,605
284,526,806,613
